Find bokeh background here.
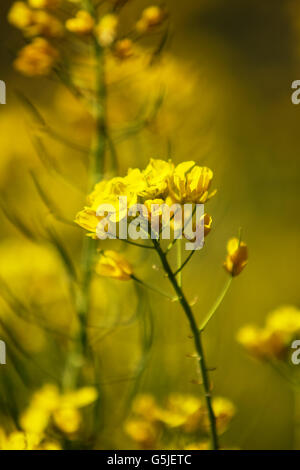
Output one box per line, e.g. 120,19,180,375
1,0,300,450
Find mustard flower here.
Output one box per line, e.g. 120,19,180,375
114,39,134,60
20,384,98,436
224,237,248,277
14,38,59,76
66,11,95,36
95,250,133,281
168,161,216,204
96,14,118,47
238,306,300,361
8,2,33,29
136,6,166,34
28,0,60,8
124,419,158,448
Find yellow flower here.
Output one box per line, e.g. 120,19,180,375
131,395,160,422
95,250,133,281
136,6,166,33
14,38,59,76
224,237,248,277
169,161,215,204
25,11,63,37
142,159,174,199
20,384,98,436
211,397,236,434
8,2,33,29
237,324,286,360
124,419,157,448
66,10,95,35
266,305,300,337
28,0,60,8
96,14,118,47
114,39,134,60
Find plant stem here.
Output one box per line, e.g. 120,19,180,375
152,240,219,450
200,277,232,332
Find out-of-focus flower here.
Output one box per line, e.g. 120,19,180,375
131,395,161,422
114,38,134,60
8,2,33,29
224,237,248,277
8,3,63,38
124,419,158,448
211,398,236,434
0,429,61,450
95,250,133,281
14,37,59,76
96,14,118,47
66,10,95,35
136,6,166,34
237,306,300,361
21,384,98,436
185,442,210,450
28,0,60,9
169,161,216,204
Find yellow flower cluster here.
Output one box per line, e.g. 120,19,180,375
14,37,59,76
8,1,62,75
8,2,63,37
75,158,216,238
21,384,98,435
0,384,97,450
125,393,235,449
237,305,300,361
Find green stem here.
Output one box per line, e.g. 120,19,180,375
131,275,176,301
152,240,219,450
200,277,232,332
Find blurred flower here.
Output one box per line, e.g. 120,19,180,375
238,306,300,361
14,37,59,76
21,384,98,435
0,428,61,450
96,14,118,47
114,39,134,60
8,2,33,29
125,419,158,448
8,3,63,38
95,250,133,281
136,6,166,34
66,10,95,36
28,0,61,8
224,237,248,277
211,398,236,434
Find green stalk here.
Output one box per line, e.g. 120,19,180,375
152,240,219,450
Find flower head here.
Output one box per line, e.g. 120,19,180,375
66,10,95,35
8,2,33,29
224,237,248,277
169,161,215,204
96,14,118,47
14,38,59,76
28,0,60,8
95,250,133,281
114,39,134,60
136,6,166,34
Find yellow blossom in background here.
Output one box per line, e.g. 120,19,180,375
211,398,236,434
125,419,158,448
95,251,133,281
224,237,248,277
8,2,33,29
238,306,300,361
114,39,134,60
20,384,98,436
28,0,60,9
14,37,59,76
136,6,166,34
96,14,118,47
66,10,95,36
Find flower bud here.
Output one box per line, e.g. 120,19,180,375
224,237,248,277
